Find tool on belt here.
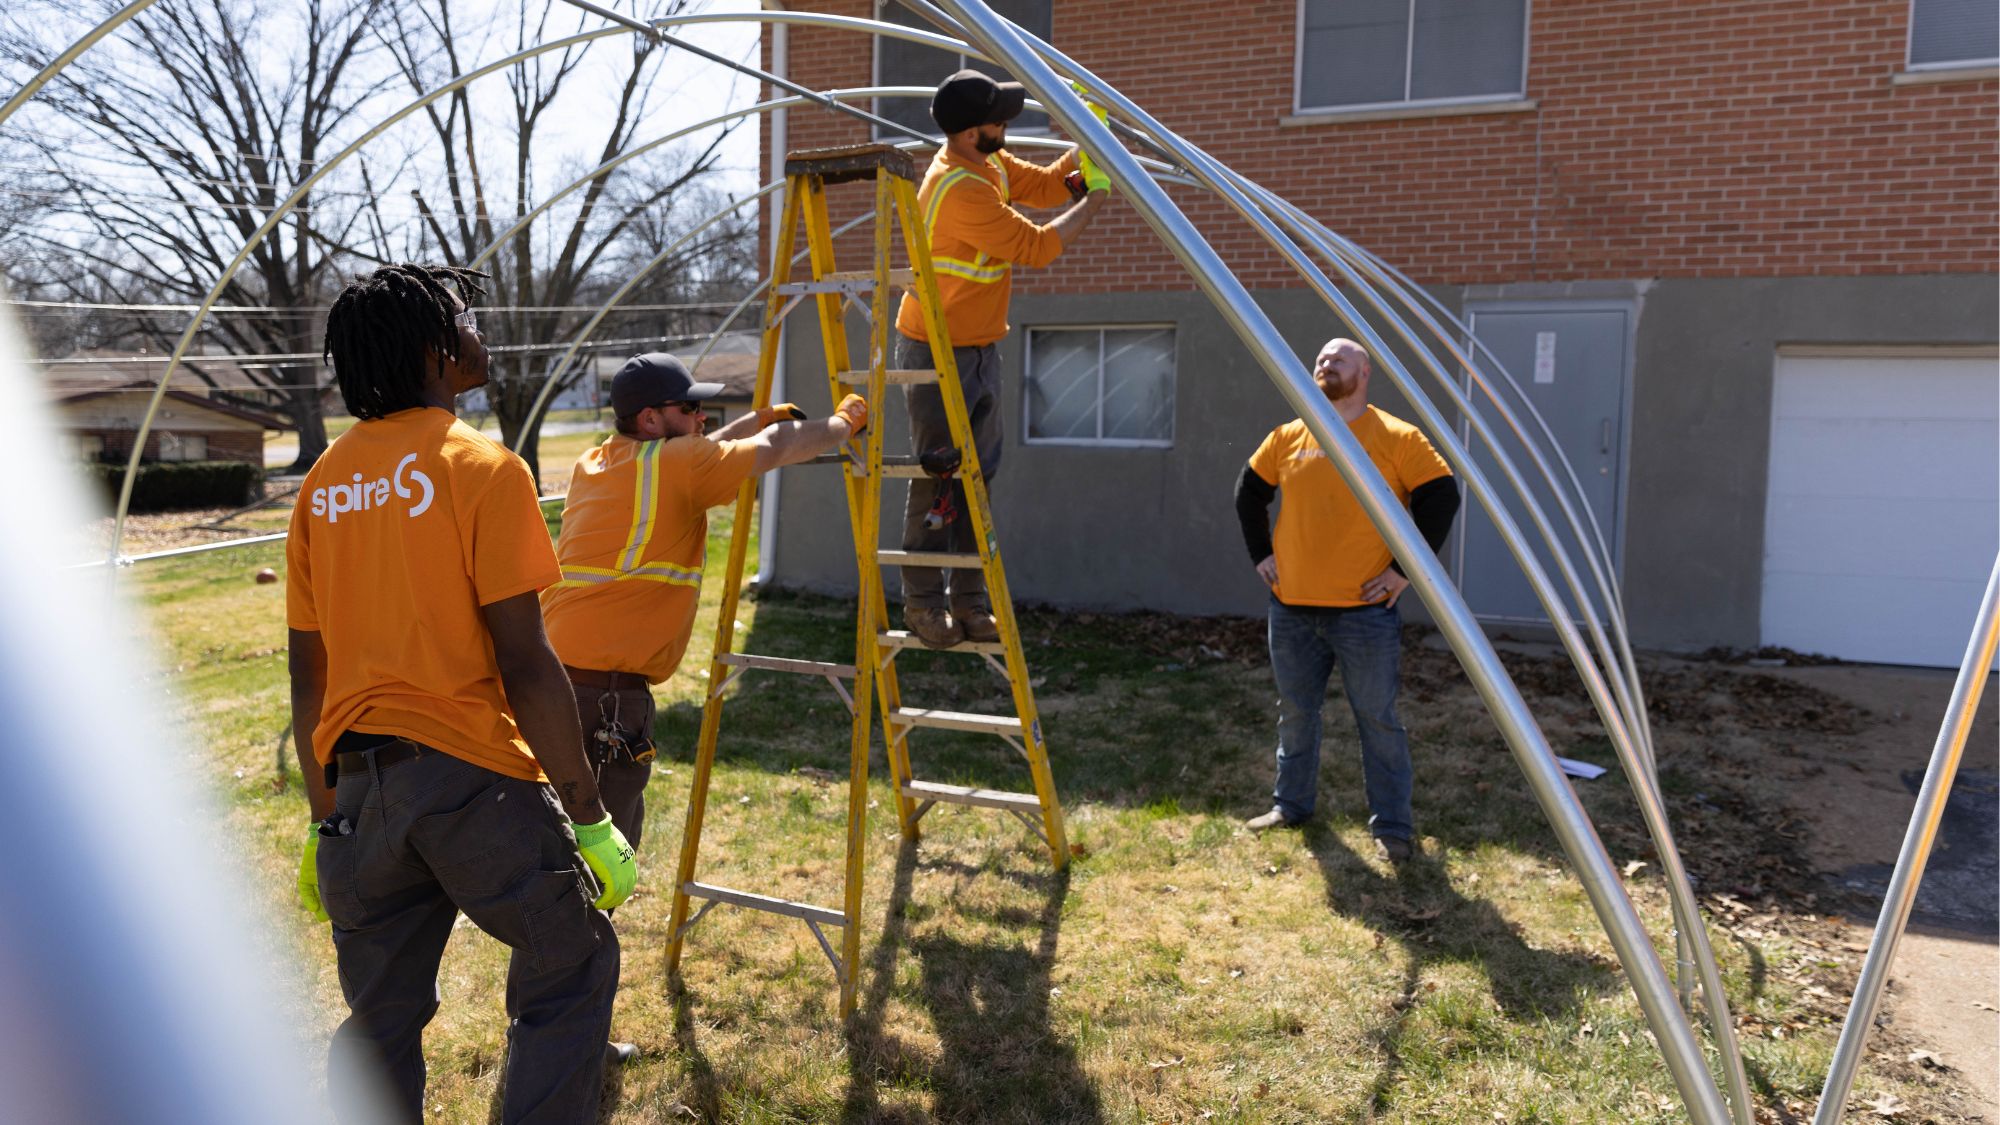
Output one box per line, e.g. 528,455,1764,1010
919,445,963,531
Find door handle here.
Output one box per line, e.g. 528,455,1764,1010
1600,418,1612,454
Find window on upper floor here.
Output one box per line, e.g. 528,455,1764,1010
1295,0,1528,114
1023,326,1175,447
875,0,1051,138
1908,0,1999,68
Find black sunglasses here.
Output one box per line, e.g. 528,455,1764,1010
651,400,703,415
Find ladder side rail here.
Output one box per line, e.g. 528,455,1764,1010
889,176,1070,867
801,175,879,1018
666,182,808,973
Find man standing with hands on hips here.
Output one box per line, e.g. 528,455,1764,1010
1234,338,1461,864
540,353,868,852
894,67,1111,648
289,263,637,1123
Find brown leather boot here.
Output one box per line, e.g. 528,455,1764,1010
905,605,963,649
954,605,1000,643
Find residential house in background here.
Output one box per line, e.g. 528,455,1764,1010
758,0,1997,667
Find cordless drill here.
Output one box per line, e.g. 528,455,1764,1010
919,445,963,531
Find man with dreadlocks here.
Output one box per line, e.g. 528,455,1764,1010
288,263,637,1124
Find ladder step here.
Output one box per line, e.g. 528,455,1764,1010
880,629,1008,655
717,653,856,678
772,269,915,298
682,881,846,928
889,707,1024,736
902,779,1044,813
803,453,928,478
877,550,982,569
837,368,938,386
826,268,915,287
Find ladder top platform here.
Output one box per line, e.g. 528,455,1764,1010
784,143,917,184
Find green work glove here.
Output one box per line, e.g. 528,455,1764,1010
1077,148,1111,195
1068,82,1113,194
297,824,329,923
573,814,637,910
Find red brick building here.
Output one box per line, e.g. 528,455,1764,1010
761,0,1998,666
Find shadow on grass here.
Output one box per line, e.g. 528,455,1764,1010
844,842,1100,1124
1302,824,1618,1113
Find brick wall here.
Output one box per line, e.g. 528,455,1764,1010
762,0,1996,291
87,427,266,466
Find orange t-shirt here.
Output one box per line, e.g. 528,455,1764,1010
540,432,759,683
285,407,560,781
1247,407,1452,608
894,146,1078,348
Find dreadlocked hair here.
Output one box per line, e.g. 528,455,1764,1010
323,263,490,420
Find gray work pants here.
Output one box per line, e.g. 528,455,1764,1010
570,679,656,850
315,743,619,1125
897,333,1003,611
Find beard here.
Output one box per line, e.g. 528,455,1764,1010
974,132,1005,154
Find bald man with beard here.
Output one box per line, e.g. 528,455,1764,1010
1234,338,1461,864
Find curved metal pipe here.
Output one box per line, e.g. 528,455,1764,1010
510,180,783,449
102,27,629,564
0,0,159,130
992,29,1745,1119
1813,554,2000,1124
921,4,1731,1118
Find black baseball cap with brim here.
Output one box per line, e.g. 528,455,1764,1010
610,352,725,417
930,68,1027,135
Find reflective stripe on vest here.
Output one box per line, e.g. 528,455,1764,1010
550,440,704,589
554,561,702,589
923,165,1012,286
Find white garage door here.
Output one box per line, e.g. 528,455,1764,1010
1761,353,1999,667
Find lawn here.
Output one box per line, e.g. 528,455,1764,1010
129,506,1970,1123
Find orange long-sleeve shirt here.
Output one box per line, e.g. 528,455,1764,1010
895,146,1078,348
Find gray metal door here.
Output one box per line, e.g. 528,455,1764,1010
1457,305,1631,624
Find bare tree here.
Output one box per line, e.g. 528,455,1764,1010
0,0,398,470
377,0,745,480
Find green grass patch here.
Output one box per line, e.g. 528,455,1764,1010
124,507,1959,1123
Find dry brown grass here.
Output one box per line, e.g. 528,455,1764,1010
131,513,1984,1124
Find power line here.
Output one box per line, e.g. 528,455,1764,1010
28,330,757,368
5,298,749,314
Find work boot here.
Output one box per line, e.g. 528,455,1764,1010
1375,836,1414,865
606,1041,638,1066
905,605,963,649
955,605,1000,643
1244,808,1296,832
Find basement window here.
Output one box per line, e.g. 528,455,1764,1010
874,0,1051,138
1295,0,1529,115
1907,0,1999,69
1023,326,1175,447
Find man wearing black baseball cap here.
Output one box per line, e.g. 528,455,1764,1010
541,352,869,852
891,68,1111,648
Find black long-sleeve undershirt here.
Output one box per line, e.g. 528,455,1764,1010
1234,464,1462,575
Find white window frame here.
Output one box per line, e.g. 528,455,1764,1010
872,0,1052,139
1292,0,1532,117
1021,324,1177,449
1904,0,2000,72
157,432,207,462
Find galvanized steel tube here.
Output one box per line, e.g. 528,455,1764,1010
1813,555,2000,1125
924,2,1732,1118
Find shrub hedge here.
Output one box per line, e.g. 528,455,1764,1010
87,460,264,513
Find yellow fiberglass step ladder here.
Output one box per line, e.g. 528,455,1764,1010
663,143,1068,1016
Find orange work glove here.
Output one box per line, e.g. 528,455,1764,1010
833,393,869,437
757,402,807,428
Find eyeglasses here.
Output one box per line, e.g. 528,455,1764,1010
453,308,479,335
657,400,703,415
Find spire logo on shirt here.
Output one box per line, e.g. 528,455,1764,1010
310,453,435,523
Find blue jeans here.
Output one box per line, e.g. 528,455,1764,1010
1267,596,1414,840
